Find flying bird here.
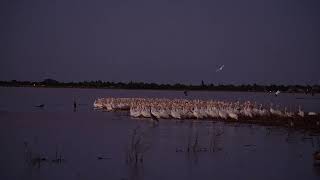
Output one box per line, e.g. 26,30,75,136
216,65,224,72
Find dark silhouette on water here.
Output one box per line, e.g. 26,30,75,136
35,104,45,108
73,99,77,112
52,145,65,164
184,90,188,96
97,155,111,160
23,141,48,168
1,79,319,93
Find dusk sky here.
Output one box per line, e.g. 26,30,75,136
1,0,319,85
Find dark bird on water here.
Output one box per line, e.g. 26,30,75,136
184,90,188,96
97,156,111,160
35,104,45,108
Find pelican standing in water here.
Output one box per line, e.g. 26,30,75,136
150,107,159,124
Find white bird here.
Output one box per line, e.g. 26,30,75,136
141,107,151,118
93,99,103,108
95,98,319,122
216,65,225,72
130,107,141,117
218,109,228,119
275,90,280,96
159,108,170,119
171,108,181,119
227,108,238,120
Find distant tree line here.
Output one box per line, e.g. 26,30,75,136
0,79,319,94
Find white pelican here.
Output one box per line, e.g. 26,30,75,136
150,108,159,123
218,109,228,119
130,107,141,117
193,107,204,119
171,108,181,119
270,104,283,117
151,107,161,119
159,108,170,119
93,99,103,108
141,107,151,118
207,107,219,118
227,108,238,120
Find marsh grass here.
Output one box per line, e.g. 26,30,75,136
23,139,65,168
125,127,151,165
179,123,225,155
51,145,65,164
23,140,47,168
208,125,224,152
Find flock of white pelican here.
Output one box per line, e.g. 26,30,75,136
94,97,319,121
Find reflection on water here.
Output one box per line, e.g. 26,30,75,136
0,87,320,180
0,112,319,180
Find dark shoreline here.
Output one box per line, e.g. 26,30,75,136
0,79,319,94
0,85,317,95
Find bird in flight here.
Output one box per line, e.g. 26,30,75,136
216,65,224,72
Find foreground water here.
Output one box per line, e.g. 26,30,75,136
0,87,319,180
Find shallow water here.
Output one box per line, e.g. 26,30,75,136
1,87,320,113
0,87,320,180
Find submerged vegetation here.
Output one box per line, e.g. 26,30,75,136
23,140,65,168
125,127,151,165
0,79,319,93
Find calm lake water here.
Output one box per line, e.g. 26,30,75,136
0,87,320,180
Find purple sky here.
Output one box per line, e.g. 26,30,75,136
1,0,320,85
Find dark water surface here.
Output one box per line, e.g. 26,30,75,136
0,87,320,180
